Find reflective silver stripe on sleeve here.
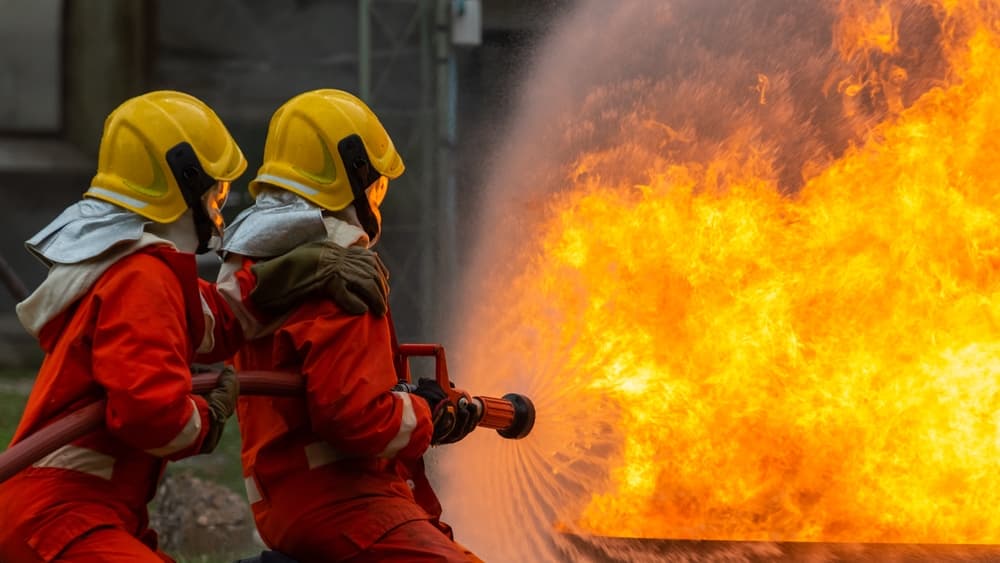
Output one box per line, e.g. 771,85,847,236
33,444,115,480
245,476,263,504
379,392,417,459
304,441,344,469
145,398,202,457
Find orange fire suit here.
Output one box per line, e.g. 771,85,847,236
230,260,471,562
396,457,484,562
0,245,242,563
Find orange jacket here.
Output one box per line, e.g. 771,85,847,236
232,260,435,552
0,245,240,562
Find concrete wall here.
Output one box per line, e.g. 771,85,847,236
0,0,569,366
0,0,151,366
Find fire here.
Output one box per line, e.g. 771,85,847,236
440,0,1000,556
571,2,1000,542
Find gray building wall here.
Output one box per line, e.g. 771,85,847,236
0,0,567,366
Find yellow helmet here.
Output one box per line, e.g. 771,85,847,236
85,90,247,224
250,89,404,240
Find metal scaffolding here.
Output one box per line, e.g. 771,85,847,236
357,0,456,342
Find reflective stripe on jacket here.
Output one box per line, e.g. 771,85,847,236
0,245,237,561
232,257,435,554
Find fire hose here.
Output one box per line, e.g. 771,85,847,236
0,366,535,484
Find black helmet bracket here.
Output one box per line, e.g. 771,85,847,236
166,141,217,254
337,134,383,242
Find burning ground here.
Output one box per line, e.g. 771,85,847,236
438,0,1000,560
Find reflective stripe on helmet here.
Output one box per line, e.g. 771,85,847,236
254,173,323,197
85,186,151,211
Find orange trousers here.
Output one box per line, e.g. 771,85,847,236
0,528,172,563
272,517,476,563
57,529,173,563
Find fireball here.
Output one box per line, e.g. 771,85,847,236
440,0,1000,559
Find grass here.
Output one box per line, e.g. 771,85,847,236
0,368,33,446
0,389,28,447
170,415,246,494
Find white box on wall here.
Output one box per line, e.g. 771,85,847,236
0,0,62,133
451,0,481,47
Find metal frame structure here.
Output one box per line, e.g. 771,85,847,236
356,0,456,341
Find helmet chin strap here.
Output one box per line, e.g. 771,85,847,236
190,206,217,254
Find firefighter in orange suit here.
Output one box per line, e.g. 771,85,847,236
220,89,480,562
0,91,390,563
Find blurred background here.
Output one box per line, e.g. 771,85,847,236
0,0,571,354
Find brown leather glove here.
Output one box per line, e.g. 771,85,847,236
200,366,239,454
249,240,390,316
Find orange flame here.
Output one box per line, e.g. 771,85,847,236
571,3,1000,542
441,0,1000,556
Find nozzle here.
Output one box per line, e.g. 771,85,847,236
497,393,535,439
475,393,536,440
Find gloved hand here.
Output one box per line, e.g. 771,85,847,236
408,378,478,445
249,240,390,317
409,378,455,445
200,366,239,454
436,398,478,445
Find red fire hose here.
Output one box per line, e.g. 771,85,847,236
0,368,535,484
0,371,302,484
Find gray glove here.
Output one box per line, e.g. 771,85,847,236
249,240,390,316
200,366,239,454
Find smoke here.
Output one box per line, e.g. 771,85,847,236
454,0,950,308
439,1,954,560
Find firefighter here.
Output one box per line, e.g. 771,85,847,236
0,90,390,563
219,89,480,562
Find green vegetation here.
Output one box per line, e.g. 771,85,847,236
170,416,245,494
0,389,28,447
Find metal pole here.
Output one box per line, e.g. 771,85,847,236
358,0,372,101
434,0,457,336
418,0,437,338
0,253,29,303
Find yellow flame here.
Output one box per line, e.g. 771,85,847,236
500,0,1000,543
